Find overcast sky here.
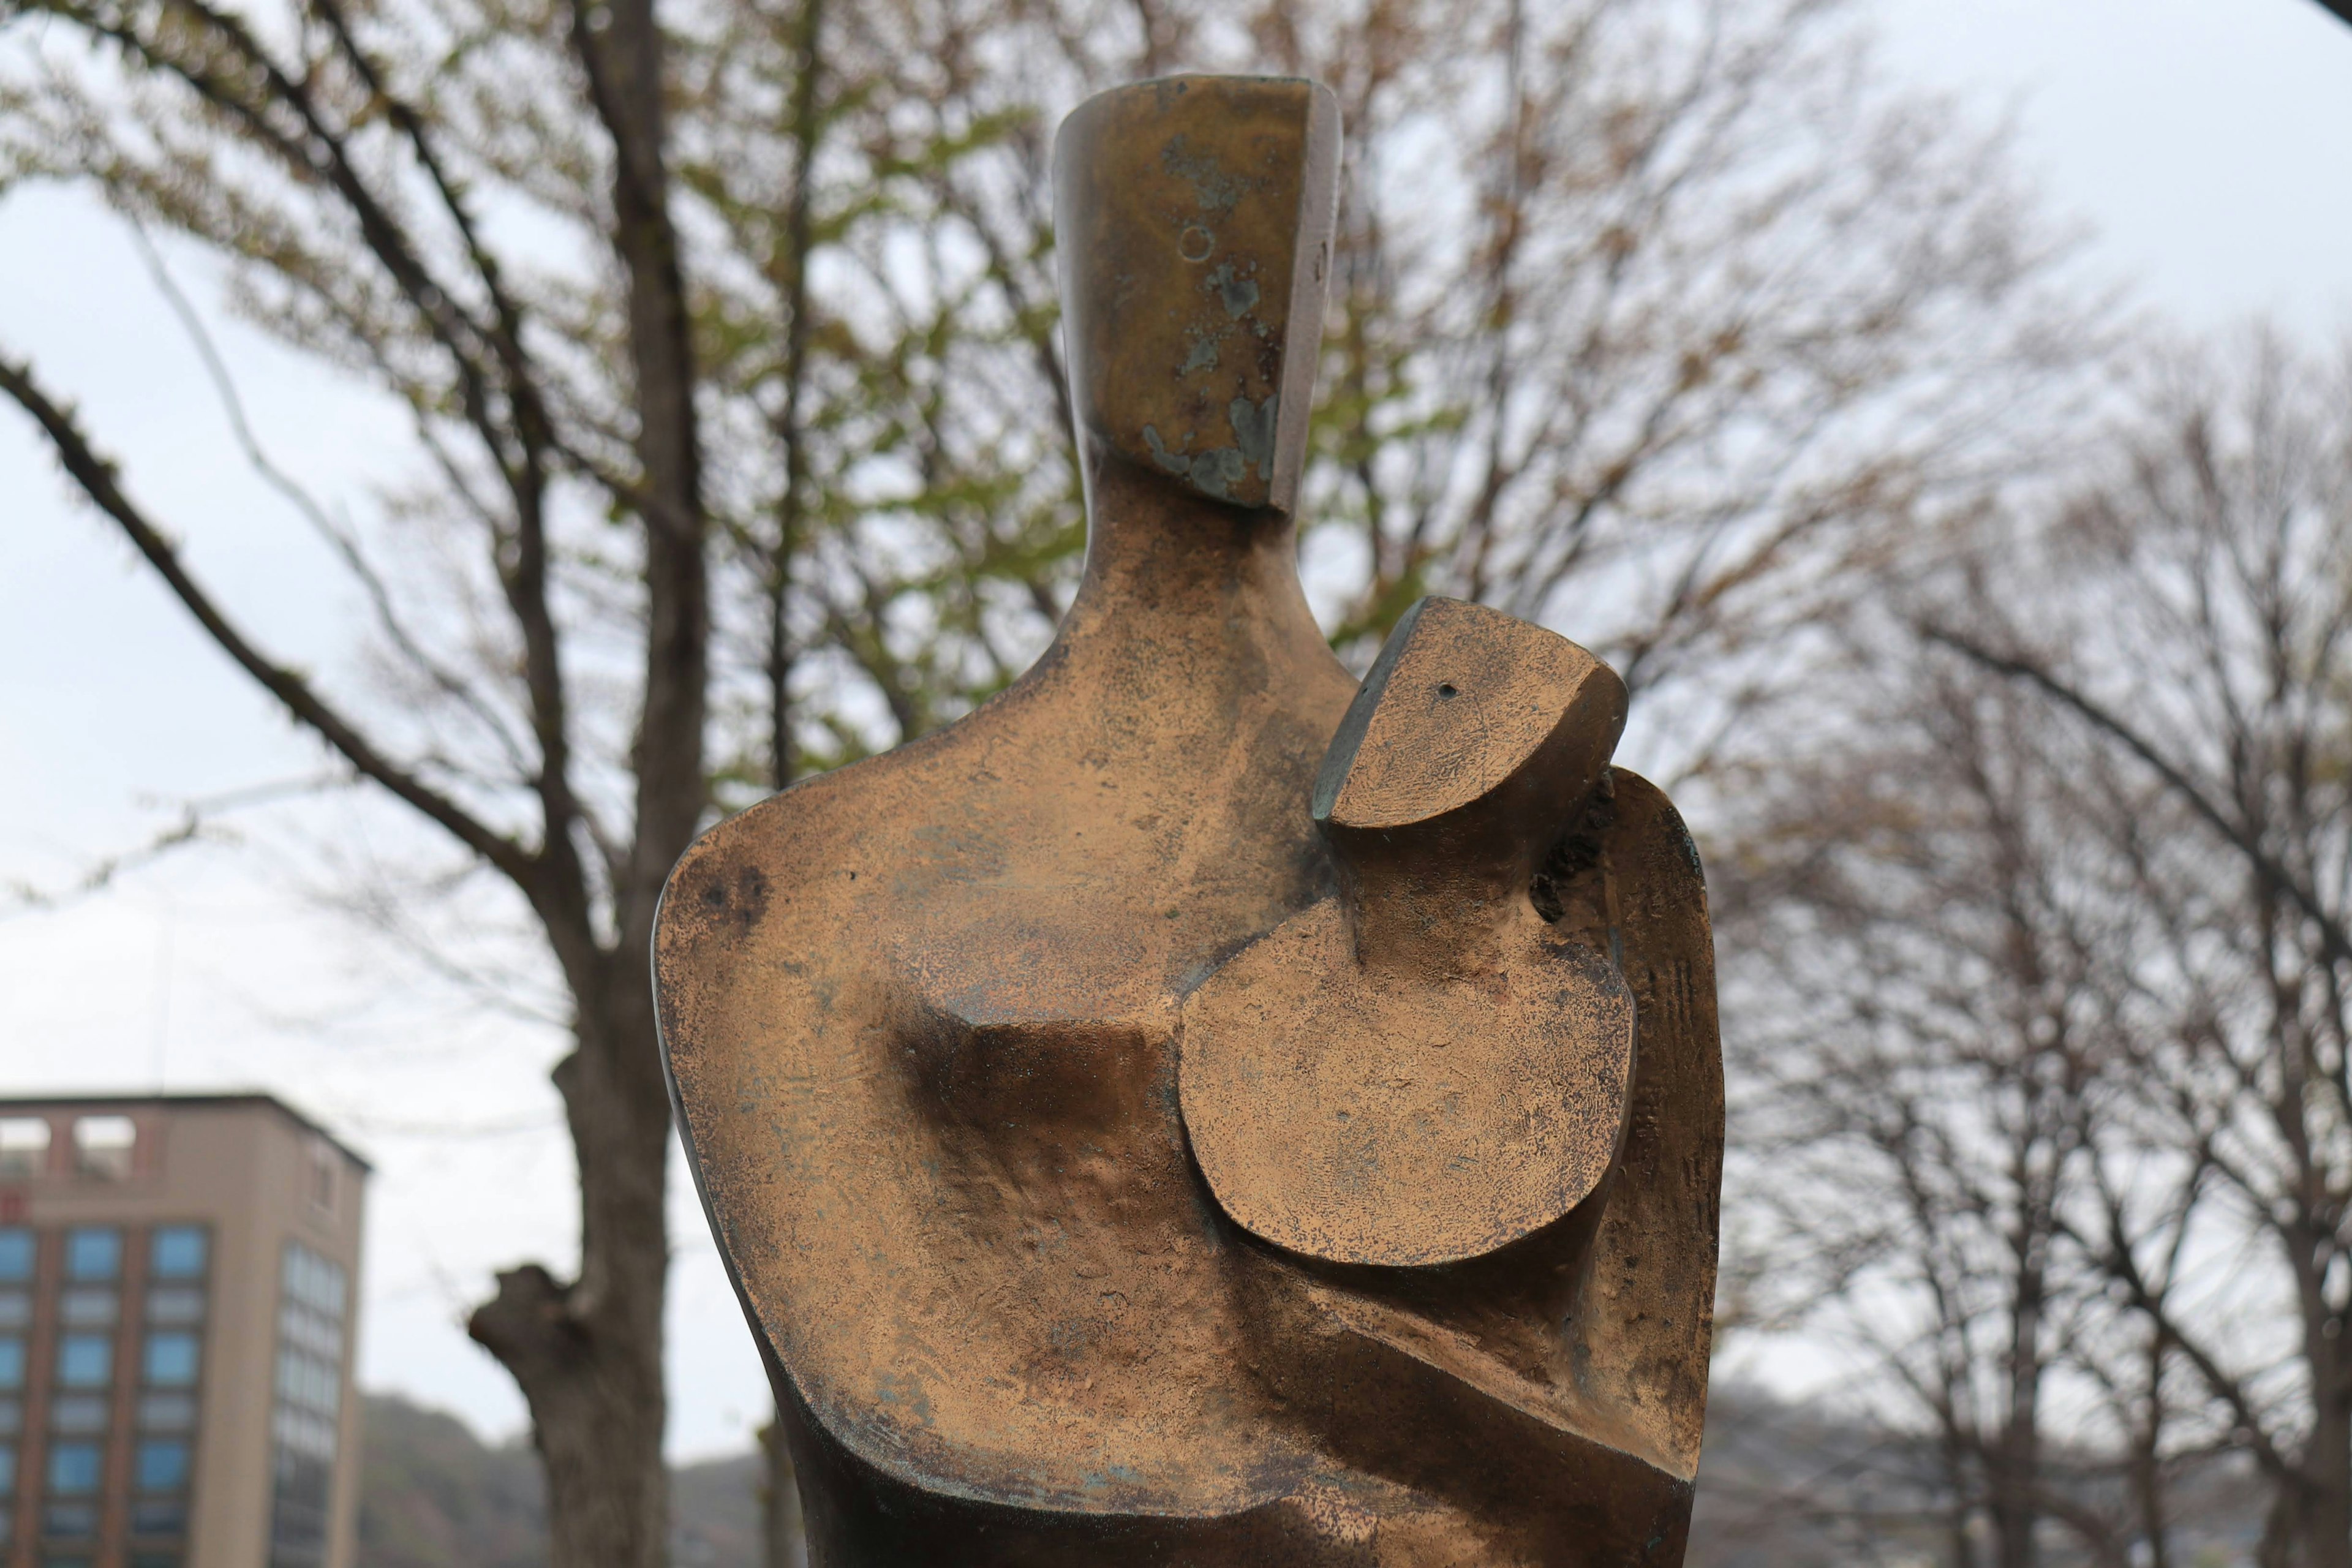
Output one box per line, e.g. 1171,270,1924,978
2,0,2349,1461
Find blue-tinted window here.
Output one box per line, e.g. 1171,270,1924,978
59,1291,115,1328
64,1229,119,1282
0,1230,31,1282
146,1289,203,1327
137,1395,194,1432
143,1334,199,1389
0,1338,22,1390
48,1396,105,1434
46,1442,100,1494
129,1498,187,1538
45,1504,98,1538
56,1336,110,1389
149,1228,206,1280
42,1501,96,1537
0,1441,14,1493
134,1440,189,1493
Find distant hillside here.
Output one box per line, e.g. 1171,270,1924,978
356,1396,544,1568
671,1450,765,1568
355,1394,766,1568
1690,1384,2264,1568
358,1385,2261,1566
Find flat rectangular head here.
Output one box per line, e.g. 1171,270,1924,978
1054,75,1340,514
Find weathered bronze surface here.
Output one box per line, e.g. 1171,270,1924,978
655,74,1724,1567
1181,598,1638,1268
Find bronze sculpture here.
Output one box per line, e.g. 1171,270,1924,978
656,74,1722,1566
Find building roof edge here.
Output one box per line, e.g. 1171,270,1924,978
0,1091,375,1174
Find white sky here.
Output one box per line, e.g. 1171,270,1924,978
1,0,2349,1461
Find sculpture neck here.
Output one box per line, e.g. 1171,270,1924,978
1332,839,1545,983
1054,444,1330,686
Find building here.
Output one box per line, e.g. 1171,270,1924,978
0,1096,368,1568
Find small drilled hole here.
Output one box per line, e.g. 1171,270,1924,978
1437,684,1460,699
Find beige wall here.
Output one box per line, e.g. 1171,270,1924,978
1,1096,368,1568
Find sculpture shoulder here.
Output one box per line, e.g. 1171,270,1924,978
657,659,1066,954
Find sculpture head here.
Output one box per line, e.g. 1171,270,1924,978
1314,596,1629,933
1054,75,1341,516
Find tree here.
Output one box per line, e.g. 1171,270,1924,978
1930,332,2352,1568
1253,0,2087,742
0,0,1101,1555
1718,624,2163,1567
0,0,2089,1560
2,0,705,1558
719,0,2094,763
1714,333,2352,1567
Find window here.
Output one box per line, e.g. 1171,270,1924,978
43,1501,97,1537
129,1500,186,1538
58,1290,115,1328
285,1245,346,1317
72,1117,135,1182
135,1395,195,1432
130,1556,183,1568
0,1292,29,1329
45,1442,100,1495
47,1397,105,1436
0,1442,14,1493
0,1338,25,1390
63,1229,118,1282
149,1227,206,1280
143,1333,198,1388
0,1229,32,1281
270,1241,349,1568
41,1505,96,1540
306,1139,336,1212
56,1336,110,1389
134,1440,189,1493
0,1120,48,1180
0,1399,20,1434
146,1288,204,1326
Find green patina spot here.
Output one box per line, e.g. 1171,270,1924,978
1204,261,1261,319
1160,134,1261,216
1142,424,1246,500
1230,393,1278,479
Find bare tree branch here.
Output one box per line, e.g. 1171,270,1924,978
0,350,535,884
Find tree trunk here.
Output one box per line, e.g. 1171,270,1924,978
1992,1244,2048,1568
472,959,675,1568
475,0,710,1558
2132,1343,2171,1568
1945,1425,1983,1568
2303,1321,2352,1568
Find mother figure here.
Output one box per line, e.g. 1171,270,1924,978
655,74,1722,1567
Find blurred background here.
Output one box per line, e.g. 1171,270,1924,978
2,0,2350,1562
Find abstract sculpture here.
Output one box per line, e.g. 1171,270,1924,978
656,74,1722,1567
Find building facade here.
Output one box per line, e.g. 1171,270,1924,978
0,1096,367,1568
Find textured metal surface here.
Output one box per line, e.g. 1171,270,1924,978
655,74,1722,1567
1180,598,1637,1267
1056,75,1338,513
